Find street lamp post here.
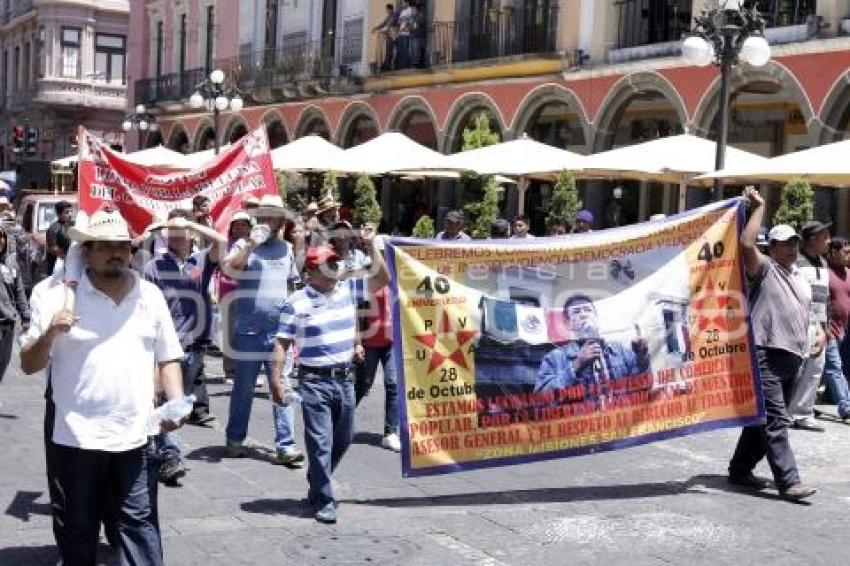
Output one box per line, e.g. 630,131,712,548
122,104,157,151
683,0,770,200
189,69,243,155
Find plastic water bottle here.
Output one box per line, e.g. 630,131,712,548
148,394,196,434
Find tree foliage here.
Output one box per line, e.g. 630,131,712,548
546,171,582,229
465,176,501,239
276,170,309,212
322,170,341,203
773,178,813,231
412,215,435,238
353,173,382,227
460,112,501,236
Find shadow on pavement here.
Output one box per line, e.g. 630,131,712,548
0,413,18,419
4,490,52,522
240,498,312,519
184,444,277,465
352,431,383,446
0,545,59,565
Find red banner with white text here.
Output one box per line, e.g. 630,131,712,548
77,126,278,235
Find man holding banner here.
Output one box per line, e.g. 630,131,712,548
728,188,816,502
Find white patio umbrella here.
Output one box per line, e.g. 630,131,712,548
696,138,850,186
51,145,190,169
121,145,191,169
270,135,343,172
181,145,232,169
334,132,461,176
574,134,770,211
444,137,586,214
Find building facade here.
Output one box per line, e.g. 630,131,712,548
0,0,129,169
134,0,850,234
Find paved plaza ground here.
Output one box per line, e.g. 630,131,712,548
1,352,849,565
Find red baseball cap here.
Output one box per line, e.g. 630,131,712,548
304,245,341,270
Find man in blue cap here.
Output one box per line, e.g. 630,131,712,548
573,210,594,234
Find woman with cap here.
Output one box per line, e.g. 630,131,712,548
727,187,816,502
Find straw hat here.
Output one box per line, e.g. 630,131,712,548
68,208,131,243
230,211,255,226
317,194,339,214
255,194,287,218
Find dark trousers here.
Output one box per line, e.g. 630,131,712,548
299,374,355,507
355,345,400,435
729,347,802,490
0,320,15,383
50,442,163,566
183,348,210,417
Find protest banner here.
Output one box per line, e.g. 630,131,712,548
76,126,278,234
387,198,763,477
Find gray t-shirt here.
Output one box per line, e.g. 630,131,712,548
749,257,810,358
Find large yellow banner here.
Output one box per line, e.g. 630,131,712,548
387,199,762,477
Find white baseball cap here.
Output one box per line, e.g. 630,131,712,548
768,224,800,243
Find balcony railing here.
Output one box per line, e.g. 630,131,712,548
2,0,34,25
373,5,558,74
134,67,208,106
759,0,816,28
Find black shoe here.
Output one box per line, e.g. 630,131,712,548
159,458,187,485
728,473,772,490
314,502,338,524
187,412,215,426
779,482,817,502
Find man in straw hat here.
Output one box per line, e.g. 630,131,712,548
223,194,305,466
20,207,186,564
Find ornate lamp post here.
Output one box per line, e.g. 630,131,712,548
122,104,157,151
189,69,244,155
683,0,770,200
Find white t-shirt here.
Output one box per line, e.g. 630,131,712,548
22,272,184,451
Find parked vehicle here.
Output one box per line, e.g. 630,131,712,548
16,192,77,295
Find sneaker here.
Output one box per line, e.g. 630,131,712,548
159,457,187,485
779,482,817,502
314,502,338,524
727,473,772,490
793,417,825,432
273,447,305,468
381,433,401,452
225,440,247,458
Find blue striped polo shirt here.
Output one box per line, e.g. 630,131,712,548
277,278,366,368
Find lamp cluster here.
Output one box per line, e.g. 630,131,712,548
189,69,244,114
682,0,771,69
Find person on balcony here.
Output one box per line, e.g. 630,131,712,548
396,1,413,69
409,2,427,68
373,3,398,71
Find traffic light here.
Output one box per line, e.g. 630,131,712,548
25,128,38,156
11,126,24,154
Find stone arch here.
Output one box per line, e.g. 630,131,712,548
193,119,216,151
593,72,688,151
335,102,380,148
260,109,290,148
294,106,331,139
817,70,850,143
692,61,815,139
223,115,249,144
441,92,507,153
511,83,593,152
386,96,439,131
144,130,163,149
166,124,190,154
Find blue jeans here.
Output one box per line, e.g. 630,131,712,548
355,345,399,435
225,333,296,451
299,374,355,507
822,339,850,418
50,443,162,565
